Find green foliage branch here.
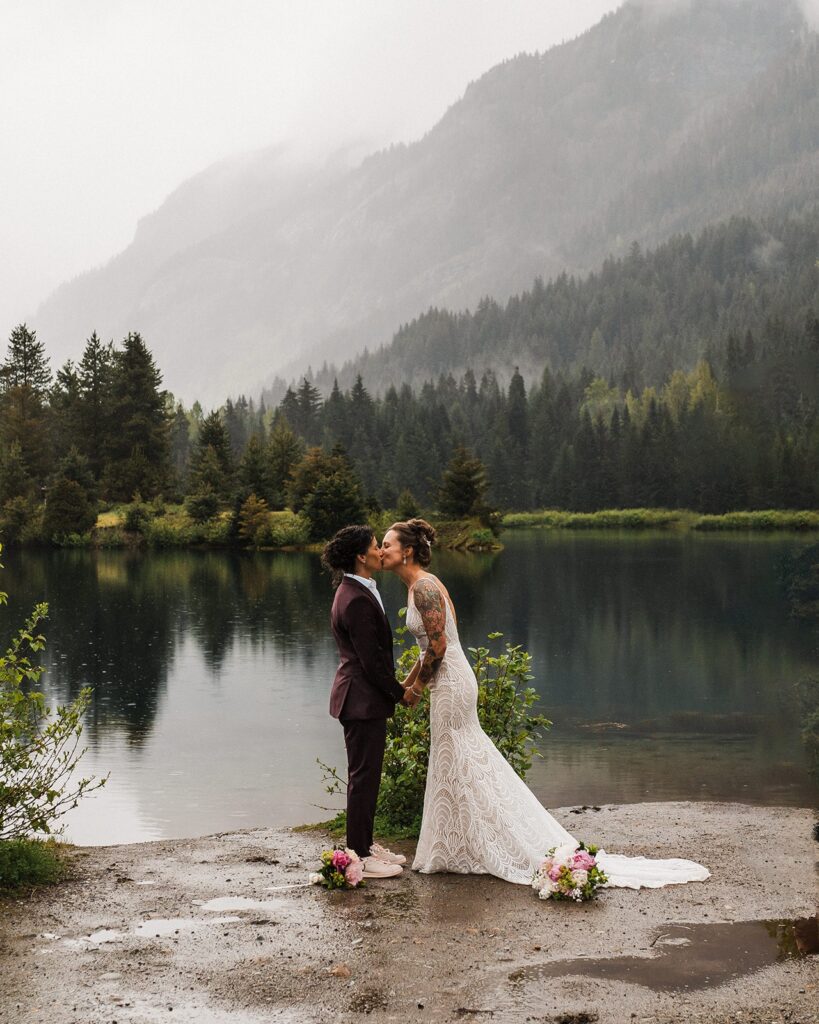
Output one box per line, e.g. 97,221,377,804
0,554,105,841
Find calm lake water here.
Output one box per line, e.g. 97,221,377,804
1,530,816,845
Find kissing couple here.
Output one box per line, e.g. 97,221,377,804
322,518,710,889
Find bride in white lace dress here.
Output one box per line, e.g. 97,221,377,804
380,519,709,890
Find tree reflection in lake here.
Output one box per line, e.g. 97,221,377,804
0,532,814,843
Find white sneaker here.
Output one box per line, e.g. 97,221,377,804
369,843,407,866
361,856,403,879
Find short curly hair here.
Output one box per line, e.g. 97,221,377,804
321,525,375,586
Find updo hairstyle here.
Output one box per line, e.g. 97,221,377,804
389,518,437,568
321,525,375,586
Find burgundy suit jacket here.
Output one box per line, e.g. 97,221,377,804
329,576,404,721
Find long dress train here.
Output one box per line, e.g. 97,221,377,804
408,578,710,890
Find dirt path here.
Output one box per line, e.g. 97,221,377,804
1,801,816,1024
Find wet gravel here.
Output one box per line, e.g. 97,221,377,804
1,801,816,1024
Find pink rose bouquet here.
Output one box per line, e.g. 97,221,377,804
309,846,365,890
532,841,608,902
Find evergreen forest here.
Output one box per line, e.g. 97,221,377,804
2,212,818,545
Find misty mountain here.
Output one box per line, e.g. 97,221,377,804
305,207,819,399
32,0,816,406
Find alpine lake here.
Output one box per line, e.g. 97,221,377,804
2,528,816,845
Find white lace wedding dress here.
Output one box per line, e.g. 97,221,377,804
408,577,710,890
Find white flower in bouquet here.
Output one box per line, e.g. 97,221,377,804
553,843,578,864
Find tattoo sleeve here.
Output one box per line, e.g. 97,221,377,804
413,578,447,688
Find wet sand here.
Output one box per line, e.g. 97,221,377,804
1,801,816,1024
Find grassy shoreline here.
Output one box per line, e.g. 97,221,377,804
502,508,819,532
32,505,503,552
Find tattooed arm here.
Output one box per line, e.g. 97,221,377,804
411,577,448,693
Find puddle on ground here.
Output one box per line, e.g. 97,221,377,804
199,897,285,913
513,916,818,992
134,916,241,937
63,929,125,949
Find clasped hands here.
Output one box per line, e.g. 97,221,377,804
401,681,423,708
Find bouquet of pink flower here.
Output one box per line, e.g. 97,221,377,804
532,841,608,902
309,847,365,890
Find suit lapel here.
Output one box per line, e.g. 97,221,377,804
343,576,388,623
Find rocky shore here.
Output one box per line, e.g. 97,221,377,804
1,801,816,1024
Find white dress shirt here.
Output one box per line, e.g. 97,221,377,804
344,573,385,615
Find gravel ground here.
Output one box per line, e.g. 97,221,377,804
1,801,816,1024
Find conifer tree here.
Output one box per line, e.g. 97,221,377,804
438,446,489,518
189,411,233,500
0,440,32,504
169,403,191,495
77,332,115,478
0,324,53,482
104,333,169,500
266,417,304,509
238,434,272,504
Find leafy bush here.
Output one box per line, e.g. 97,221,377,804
258,510,310,547
185,488,220,524
0,554,105,840
52,532,92,548
123,502,150,533
202,513,232,545
320,625,550,838
144,518,195,547
0,838,62,889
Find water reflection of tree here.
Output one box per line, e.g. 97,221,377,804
764,915,819,959
13,550,175,745
0,537,813,756
473,532,817,726
783,543,819,781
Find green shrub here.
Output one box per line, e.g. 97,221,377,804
0,554,105,840
0,838,62,889
202,514,232,545
95,527,128,548
43,479,97,540
0,496,42,544
367,508,397,540
319,625,550,838
261,510,310,547
693,510,819,531
52,532,92,548
144,518,183,546
123,503,150,533
185,489,220,524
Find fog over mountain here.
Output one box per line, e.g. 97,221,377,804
31,0,817,406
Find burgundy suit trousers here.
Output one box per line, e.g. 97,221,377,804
342,717,387,858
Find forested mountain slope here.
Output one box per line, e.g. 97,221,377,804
290,208,819,397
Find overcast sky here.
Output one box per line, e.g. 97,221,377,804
0,0,626,345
